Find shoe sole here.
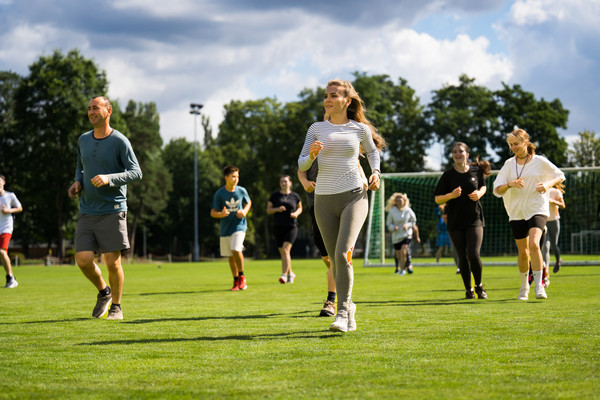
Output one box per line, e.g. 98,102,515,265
319,310,335,317
5,282,18,288
278,277,286,284
329,324,347,332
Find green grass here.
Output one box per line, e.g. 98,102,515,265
1,258,599,399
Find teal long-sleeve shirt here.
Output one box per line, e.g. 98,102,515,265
75,129,142,215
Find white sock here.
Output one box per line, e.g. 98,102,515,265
520,272,529,288
533,270,543,289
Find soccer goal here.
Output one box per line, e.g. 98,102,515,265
364,167,600,267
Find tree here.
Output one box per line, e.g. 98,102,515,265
425,75,499,168
568,130,600,167
120,101,172,257
352,73,429,172
157,138,221,257
494,83,569,166
12,49,108,257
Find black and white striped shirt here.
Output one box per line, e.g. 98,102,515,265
298,120,380,195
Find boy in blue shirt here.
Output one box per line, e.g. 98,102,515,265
211,165,252,291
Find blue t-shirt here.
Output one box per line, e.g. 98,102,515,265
212,186,251,236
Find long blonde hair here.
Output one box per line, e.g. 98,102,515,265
325,79,386,151
385,192,410,211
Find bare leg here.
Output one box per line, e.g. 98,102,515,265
104,251,124,304
279,242,293,275
231,250,244,276
323,256,335,293
76,251,108,291
0,249,13,276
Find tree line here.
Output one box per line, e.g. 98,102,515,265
1,49,597,260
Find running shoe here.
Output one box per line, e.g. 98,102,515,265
278,274,287,284
465,288,475,299
329,314,348,332
106,304,123,320
92,291,112,318
287,273,296,284
535,285,548,299
518,285,530,301
238,275,247,290
231,277,240,291
553,259,561,273
320,300,335,317
407,266,414,274
474,284,488,299
5,277,18,288
347,303,357,331
399,270,406,276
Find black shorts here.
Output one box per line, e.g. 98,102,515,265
510,215,547,240
310,206,328,257
274,225,298,248
393,238,411,250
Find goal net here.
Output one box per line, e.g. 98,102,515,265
364,167,600,266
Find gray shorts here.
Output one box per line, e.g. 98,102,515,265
75,212,130,254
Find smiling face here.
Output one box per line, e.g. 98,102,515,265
324,85,350,118
507,135,528,158
88,97,112,128
452,144,469,165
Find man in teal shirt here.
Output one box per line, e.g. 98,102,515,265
68,96,142,320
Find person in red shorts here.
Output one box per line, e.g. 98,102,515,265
0,174,23,289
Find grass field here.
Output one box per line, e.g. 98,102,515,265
1,256,599,399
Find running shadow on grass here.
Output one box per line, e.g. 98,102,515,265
356,298,513,307
123,310,315,325
0,317,89,325
134,289,226,296
79,330,338,346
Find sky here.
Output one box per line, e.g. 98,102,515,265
1,0,599,168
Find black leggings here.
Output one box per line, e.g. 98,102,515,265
449,227,484,290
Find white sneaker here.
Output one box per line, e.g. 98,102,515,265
287,273,296,284
535,286,548,299
278,274,287,284
518,285,530,300
5,278,18,288
330,314,348,332
347,303,357,331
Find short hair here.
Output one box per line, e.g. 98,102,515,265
0,174,5,182
280,175,292,183
91,96,112,110
223,165,239,177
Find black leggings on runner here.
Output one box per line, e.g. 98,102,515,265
449,226,484,290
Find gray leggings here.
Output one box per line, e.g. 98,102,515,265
315,188,368,315
542,219,561,266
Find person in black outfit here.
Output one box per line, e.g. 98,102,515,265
267,175,303,284
434,142,491,299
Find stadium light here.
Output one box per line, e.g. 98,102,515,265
189,103,204,262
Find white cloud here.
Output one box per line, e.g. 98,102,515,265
510,0,600,26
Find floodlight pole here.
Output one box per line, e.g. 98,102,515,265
190,103,204,262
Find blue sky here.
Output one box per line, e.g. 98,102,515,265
1,0,598,168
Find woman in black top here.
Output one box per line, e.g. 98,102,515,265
267,175,303,284
434,142,490,299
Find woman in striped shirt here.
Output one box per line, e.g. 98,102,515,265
298,79,385,332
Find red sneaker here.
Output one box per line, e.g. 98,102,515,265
231,277,240,291
238,275,247,290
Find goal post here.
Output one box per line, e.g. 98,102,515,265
363,167,600,267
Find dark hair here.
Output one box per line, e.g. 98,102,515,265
280,175,292,183
452,142,491,177
92,96,112,109
223,165,239,177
